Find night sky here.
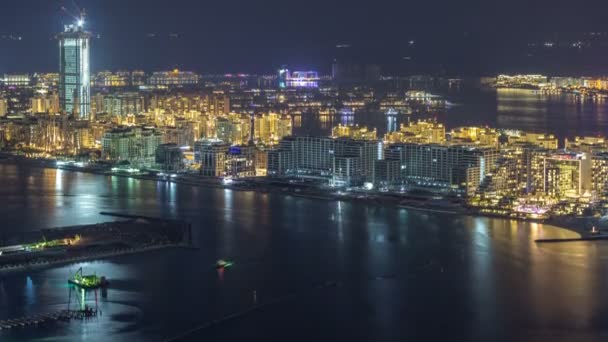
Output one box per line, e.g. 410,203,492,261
0,0,607,75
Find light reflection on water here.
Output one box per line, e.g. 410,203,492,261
0,164,607,341
293,88,608,143
447,88,608,140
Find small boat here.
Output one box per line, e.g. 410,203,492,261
68,267,109,289
215,259,234,269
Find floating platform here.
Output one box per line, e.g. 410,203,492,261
68,267,109,289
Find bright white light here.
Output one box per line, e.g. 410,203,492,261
222,178,234,185
77,20,84,27
364,182,374,191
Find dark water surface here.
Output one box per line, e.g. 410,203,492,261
446,88,608,140
1,164,607,341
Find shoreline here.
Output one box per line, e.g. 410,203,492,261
0,156,592,239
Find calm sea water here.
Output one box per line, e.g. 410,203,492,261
1,164,607,342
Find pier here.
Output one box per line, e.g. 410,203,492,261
535,235,608,243
0,214,194,275
99,211,189,225
0,243,183,275
0,309,99,331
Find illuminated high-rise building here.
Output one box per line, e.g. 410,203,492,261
332,124,377,141
450,126,500,147
0,98,7,117
506,131,558,149
58,17,91,120
384,120,445,145
276,68,319,88
30,94,60,114
254,113,293,145
149,70,199,86
535,152,592,198
2,74,31,87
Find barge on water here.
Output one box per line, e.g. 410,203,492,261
68,267,109,289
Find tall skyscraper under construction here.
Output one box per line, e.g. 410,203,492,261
57,15,91,120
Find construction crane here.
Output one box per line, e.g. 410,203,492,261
60,0,86,27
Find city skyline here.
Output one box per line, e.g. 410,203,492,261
3,2,608,341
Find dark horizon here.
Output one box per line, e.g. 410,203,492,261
1,0,608,76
